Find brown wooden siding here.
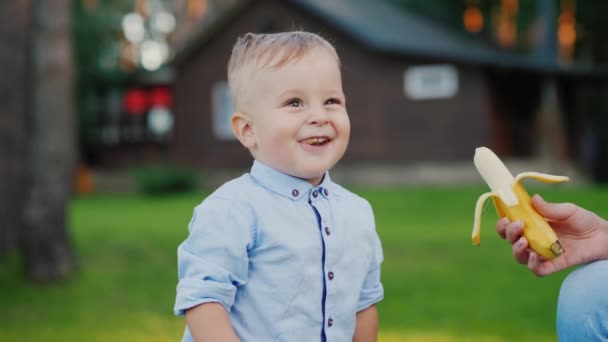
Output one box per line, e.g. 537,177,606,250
170,0,489,168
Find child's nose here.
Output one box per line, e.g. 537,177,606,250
308,106,329,125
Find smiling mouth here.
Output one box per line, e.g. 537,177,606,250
302,137,331,146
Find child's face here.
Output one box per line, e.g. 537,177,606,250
241,47,350,185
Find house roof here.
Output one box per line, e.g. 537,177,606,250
290,0,538,69
172,0,603,76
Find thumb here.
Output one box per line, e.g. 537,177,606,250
531,194,577,221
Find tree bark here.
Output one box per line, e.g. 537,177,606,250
20,0,77,282
536,78,567,163
0,2,31,256
534,0,567,166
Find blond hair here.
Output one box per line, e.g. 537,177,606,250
227,31,340,111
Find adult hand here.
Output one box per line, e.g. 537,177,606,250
496,194,608,276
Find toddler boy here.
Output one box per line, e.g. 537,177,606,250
174,31,384,341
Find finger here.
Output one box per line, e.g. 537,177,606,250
527,251,543,276
531,195,577,221
496,217,510,239
512,237,529,264
527,251,559,277
505,220,524,244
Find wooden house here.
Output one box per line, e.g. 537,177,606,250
168,0,585,172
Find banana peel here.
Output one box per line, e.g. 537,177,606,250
472,147,569,259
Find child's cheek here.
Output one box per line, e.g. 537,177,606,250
264,136,288,160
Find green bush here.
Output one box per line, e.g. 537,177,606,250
132,165,198,195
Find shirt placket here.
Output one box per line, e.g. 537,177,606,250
309,186,335,340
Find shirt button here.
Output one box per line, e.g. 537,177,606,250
328,271,334,280
324,227,330,236
323,188,329,196
328,318,333,327
292,189,299,197
312,190,318,198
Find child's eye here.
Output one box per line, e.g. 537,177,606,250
325,98,342,105
286,98,303,107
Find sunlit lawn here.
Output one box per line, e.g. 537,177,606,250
1,184,607,341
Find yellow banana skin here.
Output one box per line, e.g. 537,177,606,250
472,172,569,260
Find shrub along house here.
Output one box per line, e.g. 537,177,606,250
167,0,589,178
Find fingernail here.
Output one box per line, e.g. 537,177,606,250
499,217,509,225
516,237,525,247
529,252,536,262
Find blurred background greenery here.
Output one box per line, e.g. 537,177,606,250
2,0,608,341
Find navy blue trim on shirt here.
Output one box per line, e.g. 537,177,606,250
309,199,327,342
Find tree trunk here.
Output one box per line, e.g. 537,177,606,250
534,0,567,166
0,2,31,256
21,0,77,282
536,78,567,163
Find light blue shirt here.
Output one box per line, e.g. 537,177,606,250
174,161,384,341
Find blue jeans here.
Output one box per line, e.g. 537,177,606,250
557,260,608,341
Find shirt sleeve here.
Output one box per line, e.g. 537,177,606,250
174,197,255,316
357,209,384,312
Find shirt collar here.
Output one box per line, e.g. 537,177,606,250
250,160,333,201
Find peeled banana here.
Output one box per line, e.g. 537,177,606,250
472,147,569,259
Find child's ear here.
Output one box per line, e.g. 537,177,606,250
231,112,256,149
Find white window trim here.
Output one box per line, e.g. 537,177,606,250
211,81,237,140
404,64,459,100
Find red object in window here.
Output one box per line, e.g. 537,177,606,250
148,87,173,108
124,88,148,115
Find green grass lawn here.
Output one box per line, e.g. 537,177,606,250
1,185,607,341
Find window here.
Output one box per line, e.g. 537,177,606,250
211,81,236,140
404,64,459,100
